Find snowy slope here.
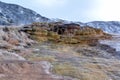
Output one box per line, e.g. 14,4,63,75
100,35,120,51
0,1,49,25
86,21,120,33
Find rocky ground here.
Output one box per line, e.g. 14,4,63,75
0,27,34,60
0,23,120,80
0,26,74,80
25,42,119,80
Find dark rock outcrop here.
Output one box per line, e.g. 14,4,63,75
21,22,111,44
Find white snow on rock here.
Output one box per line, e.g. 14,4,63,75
100,34,120,51
86,21,120,34
0,1,49,25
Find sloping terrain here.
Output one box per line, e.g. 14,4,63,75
19,22,120,80
0,1,49,25
0,23,119,80
27,42,120,80
0,27,34,60
0,26,71,80
0,60,64,80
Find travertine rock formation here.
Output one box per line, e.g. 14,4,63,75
21,22,111,44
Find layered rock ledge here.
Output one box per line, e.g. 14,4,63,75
21,22,111,45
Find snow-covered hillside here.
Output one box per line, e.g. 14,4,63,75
0,1,49,25
86,21,120,33
100,34,120,51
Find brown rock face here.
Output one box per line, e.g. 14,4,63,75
21,22,111,44
7,38,19,45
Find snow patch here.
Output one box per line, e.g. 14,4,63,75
100,34,120,51
41,61,52,74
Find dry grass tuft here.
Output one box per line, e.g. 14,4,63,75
27,55,57,62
